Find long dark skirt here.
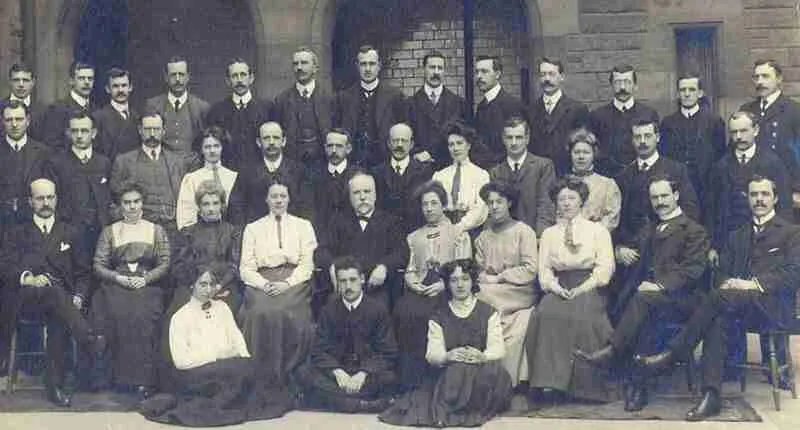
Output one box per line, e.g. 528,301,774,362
141,358,291,427
92,282,164,387
525,269,614,402
379,361,512,427
393,291,446,390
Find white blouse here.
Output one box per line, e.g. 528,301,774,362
239,213,317,288
538,215,615,291
432,160,490,231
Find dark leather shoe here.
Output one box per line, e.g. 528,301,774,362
686,389,721,421
635,350,674,375
46,386,72,407
357,397,394,413
574,344,615,367
136,385,154,401
624,385,648,412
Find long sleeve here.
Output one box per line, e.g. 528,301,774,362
379,216,408,272
498,225,538,285
239,222,267,288
145,225,171,285
454,231,472,259
655,222,709,292
175,174,198,230
535,161,557,236
482,311,505,361
311,307,344,370
359,307,399,374
93,226,120,283
425,319,447,366
754,226,800,294
68,226,93,298
223,307,251,359
588,224,615,288
456,191,489,233
537,229,558,291
404,236,422,286
170,312,206,370
602,179,622,231
284,219,318,286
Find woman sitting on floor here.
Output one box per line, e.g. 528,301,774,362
380,259,512,427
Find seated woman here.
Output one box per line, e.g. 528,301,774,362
238,180,316,393
380,259,512,427
141,262,291,426
525,177,615,403
92,181,170,398
474,181,538,387
393,180,471,391
170,179,242,314
566,128,621,232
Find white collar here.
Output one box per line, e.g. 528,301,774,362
70,91,89,109
391,156,410,173
6,134,27,148
681,104,700,118
142,145,162,159
189,296,215,311
296,80,316,96
753,210,776,227
613,97,635,112
328,159,348,174
342,292,364,311
357,208,375,220
638,151,659,169
110,100,129,115
507,152,527,169
424,83,443,98
543,89,563,106
232,91,253,106
483,84,502,103
71,146,92,160
269,212,288,221
168,91,189,106
9,94,31,106
204,161,223,170
735,144,757,160
33,214,54,232
659,207,683,222
361,79,379,92
762,90,781,110
264,154,283,171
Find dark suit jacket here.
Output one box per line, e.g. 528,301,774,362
740,95,800,191
719,215,800,324
372,158,434,234
44,149,113,228
615,155,700,246
659,108,726,203
0,138,51,222
473,88,525,168
589,101,660,177
0,219,92,299
0,97,46,141
92,104,142,162
335,82,406,168
705,146,792,250
407,87,466,168
489,153,556,236
614,214,709,317
528,94,589,174
309,164,359,231
228,156,311,225
206,96,273,170
40,97,96,150
145,93,210,153
272,85,335,165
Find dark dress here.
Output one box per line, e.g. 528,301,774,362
380,300,512,427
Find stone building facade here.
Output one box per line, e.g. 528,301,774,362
0,0,798,119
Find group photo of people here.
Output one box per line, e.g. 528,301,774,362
0,39,798,428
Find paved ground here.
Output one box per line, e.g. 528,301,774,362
2,335,799,429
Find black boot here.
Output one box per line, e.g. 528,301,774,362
573,344,616,367
686,388,722,421
46,386,72,407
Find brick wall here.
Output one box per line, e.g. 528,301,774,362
0,0,23,92
743,0,800,95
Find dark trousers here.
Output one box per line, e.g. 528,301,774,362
666,288,780,391
296,363,397,412
0,285,90,388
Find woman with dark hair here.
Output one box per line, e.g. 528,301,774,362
380,259,511,427
525,176,615,403
392,180,471,391
141,262,291,426
566,128,621,231
474,181,538,387
92,181,171,398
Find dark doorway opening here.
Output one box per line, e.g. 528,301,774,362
675,26,721,113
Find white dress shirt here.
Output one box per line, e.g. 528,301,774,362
613,97,635,112
9,94,31,106
296,80,316,97
680,104,700,119
483,84,502,103
432,160,490,231
328,159,348,175
142,144,162,161
176,163,238,229
6,134,27,151
361,79,380,93
543,90,563,113
391,156,410,176
110,100,130,118
70,91,89,109
638,152,660,171
342,291,364,312
240,213,318,288
71,146,93,162
169,297,251,370
424,83,443,103
232,91,253,108
735,144,757,164
762,90,781,112
264,154,283,173
507,152,527,171
168,91,189,110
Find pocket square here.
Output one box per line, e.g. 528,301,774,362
768,247,780,253
59,242,71,252
100,177,108,184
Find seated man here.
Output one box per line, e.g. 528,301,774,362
0,178,104,407
297,255,399,413
635,174,800,421
575,175,709,412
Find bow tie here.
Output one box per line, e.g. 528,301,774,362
201,301,212,311
357,215,370,222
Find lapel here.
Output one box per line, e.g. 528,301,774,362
373,84,391,126
762,96,788,124
545,96,571,132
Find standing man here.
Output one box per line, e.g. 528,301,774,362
0,63,44,140
371,122,434,233
0,101,50,234
110,112,194,236
490,117,556,237
406,51,467,169
310,129,359,229
659,72,726,205
528,57,589,174
335,45,406,168
473,55,525,168
272,47,335,168
93,68,141,162
145,56,210,157
40,61,96,150
589,64,660,177
207,58,272,170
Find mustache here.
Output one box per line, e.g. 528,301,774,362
615,89,630,95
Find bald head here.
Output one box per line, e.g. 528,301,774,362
388,122,414,161
29,178,57,218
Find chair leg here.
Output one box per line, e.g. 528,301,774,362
768,334,781,411
6,328,18,394
783,334,797,399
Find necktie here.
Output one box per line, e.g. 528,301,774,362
657,221,670,233
564,220,578,253
331,169,339,178
302,88,310,99
760,99,767,117
394,163,402,175
451,163,462,207
514,162,521,173
13,143,19,152
237,100,245,110
211,164,223,189
120,109,128,120
639,162,649,172
740,153,747,165
174,99,181,112
275,215,283,249
753,223,764,234
81,154,89,164
545,99,554,114
201,301,212,311
151,149,158,161
430,91,438,105
41,223,48,236
358,215,369,231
